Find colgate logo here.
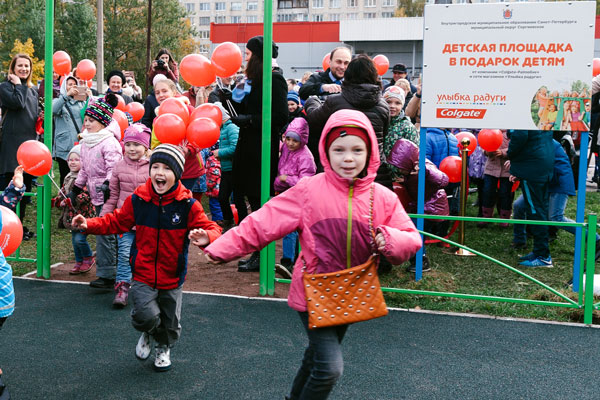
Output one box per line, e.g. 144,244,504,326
436,108,487,119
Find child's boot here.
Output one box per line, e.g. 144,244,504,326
79,256,95,273
154,345,171,372
477,207,494,228
135,332,153,360
69,261,84,275
113,282,130,308
499,209,512,228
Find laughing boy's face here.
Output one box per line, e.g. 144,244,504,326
150,162,176,194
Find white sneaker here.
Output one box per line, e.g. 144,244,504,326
154,345,171,371
135,332,152,360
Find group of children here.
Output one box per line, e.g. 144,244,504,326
536,86,591,131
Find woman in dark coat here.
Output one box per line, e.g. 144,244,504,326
0,53,40,238
221,35,288,271
304,55,390,186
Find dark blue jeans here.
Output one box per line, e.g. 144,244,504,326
288,312,348,400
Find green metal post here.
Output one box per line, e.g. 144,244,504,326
259,0,275,295
39,0,54,278
584,214,597,324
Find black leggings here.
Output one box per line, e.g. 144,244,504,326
54,157,70,187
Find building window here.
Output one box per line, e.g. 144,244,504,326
278,0,308,9
382,0,395,6
381,11,394,18
231,2,242,10
364,12,376,18
198,44,210,54
215,2,226,10
230,15,241,23
348,0,357,7
329,13,340,20
313,0,323,8
277,13,292,21
247,1,258,10
215,15,226,23
313,14,324,21
199,16,210,25
199,2,210,11
185,3,195,12
247,15,258,22
330,0,340,7
199,30,210,39
347,12,358,19
364,0,376,7
299,13,309,21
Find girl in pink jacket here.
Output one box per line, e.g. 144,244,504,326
197,109,422,400
101,123,151,308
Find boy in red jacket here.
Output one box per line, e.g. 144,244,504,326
72,144,221,372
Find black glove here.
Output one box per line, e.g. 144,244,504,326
217,87,232,103
231,114,252,129
99,180,110,203
67,185,83,205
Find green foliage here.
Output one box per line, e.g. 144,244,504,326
571,80,590,95
396,0,426,17
54,1,97,64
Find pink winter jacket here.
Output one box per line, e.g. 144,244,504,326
100,156,150,216
74,122,123,206
205,109,422,312
274,118,316,193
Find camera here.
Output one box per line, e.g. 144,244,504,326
156,59,166,68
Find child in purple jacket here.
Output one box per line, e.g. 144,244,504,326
274,117,316,276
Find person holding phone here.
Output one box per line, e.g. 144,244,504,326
52,75,91,186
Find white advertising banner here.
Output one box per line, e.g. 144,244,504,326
421,1,596,131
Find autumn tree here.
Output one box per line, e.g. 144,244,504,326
2,38,45,84
396,0,426,17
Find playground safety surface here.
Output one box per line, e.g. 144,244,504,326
2,278,600,399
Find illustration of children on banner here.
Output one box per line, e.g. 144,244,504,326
531,83,590,131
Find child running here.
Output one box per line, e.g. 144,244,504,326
100,123,151,308
72,144,221,372
198,109,421,399
273,117,316,277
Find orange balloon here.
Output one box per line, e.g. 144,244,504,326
126,102,145,122
17,140,52,176
115,94,127,111
158,98,190,125
478,129,503,152
322,53,331,71
593,58,600,77
112,109,129,140
191,103,222,127
373,55,389,76
53,51,71,76
455,131,477,156
180,54,216,87
86,80,93,88
77,59,96,81
0,205,23,257
439,156,462,183
155,113,187,145
211,42,243,78
186,117,220,148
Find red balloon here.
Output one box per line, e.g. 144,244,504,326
115,94,127,111
322,54,331,71
86,80,93,88
180,54,216,87
0,205,23,257
231,204,239,225
439,156,462,183
478,129,503,152
191,103,222,127
373,54,389,76
126,102,145,122
53,51,71,76
155,113,187,145
593,58,600,77
112,109,129,140
17,140,52,176
211,42,243,78
76,59,96,81
455,131,477,156
186,117,220,148
158,98,190,126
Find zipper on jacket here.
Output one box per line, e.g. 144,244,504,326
154,196,162,289
346,181,355,269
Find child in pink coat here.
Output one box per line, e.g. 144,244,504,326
196,109,422,400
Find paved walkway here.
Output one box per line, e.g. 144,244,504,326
1,278,600,399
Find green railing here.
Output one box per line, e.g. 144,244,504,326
269,213,598,324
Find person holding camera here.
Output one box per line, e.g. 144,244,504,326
147,49,179,87
124,76,143,102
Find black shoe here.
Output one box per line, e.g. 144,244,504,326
275,264,292,279
237,252,258,267
238,255,260,272
89,277,116,289
407,255,431,273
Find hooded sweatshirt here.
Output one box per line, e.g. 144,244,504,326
205,109,422,312
274,117,316,193
52,76,86,160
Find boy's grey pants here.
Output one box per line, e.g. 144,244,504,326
130,280,183,346
94,205,117,280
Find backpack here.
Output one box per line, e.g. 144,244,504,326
205,153,221,198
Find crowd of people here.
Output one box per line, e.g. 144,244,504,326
0,38,597,399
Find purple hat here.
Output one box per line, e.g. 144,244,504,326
123,123,151,148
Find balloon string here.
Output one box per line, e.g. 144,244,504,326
215,78,238,117
47,174,76,211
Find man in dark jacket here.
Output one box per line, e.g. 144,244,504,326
298,47,351,101
507,130,554,267
384,63,418,93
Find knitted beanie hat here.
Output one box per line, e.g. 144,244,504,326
123,123,151,149
383,85,406,104
85,93,117,127
246,35,279,60
287,91,300,105
150,144,185,181
106,70,126,86
67,144,82,159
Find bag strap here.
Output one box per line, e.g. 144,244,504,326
64,102,82,133
346,183,376,268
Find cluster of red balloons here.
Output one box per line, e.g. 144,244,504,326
154,100,222,149
180,42,242,87
53,51,97,91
